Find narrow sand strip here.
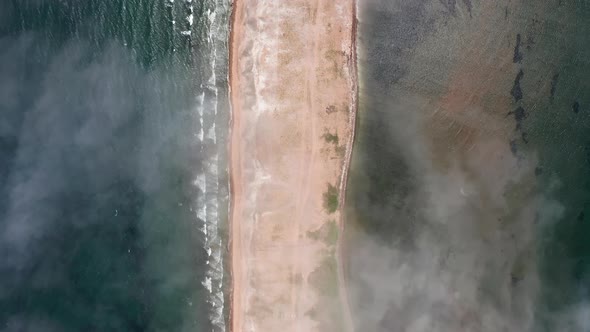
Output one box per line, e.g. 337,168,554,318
229,1,357,331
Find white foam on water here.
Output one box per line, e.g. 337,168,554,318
163,0,228,330
197,92,205,141
206,122,216,141
187,0,194,26
208,9,217,27
196,92,205,114
203,276,213,293
196,1,230,331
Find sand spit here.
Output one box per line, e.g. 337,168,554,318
229,0,357,331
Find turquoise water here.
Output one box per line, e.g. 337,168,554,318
347,0,590,330
0,0,229,331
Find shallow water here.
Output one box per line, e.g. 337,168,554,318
0,0,230,330
346,0,590,331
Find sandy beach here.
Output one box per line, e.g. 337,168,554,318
229,0,357,331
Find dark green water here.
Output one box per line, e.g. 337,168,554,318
0,1,229,331
523,3,590,330
347,0,590,331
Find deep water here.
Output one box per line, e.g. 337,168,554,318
0,0,229,331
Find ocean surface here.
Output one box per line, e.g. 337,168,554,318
0,0,230,331
346,0,590,331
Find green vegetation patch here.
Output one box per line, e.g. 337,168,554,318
335,145,346,158
309,255,339,299
306,254,345,332
323,184,339,214
322,132,339,145
325,105,338,114
307,219,339,246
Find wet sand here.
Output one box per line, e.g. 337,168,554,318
229,1,357,331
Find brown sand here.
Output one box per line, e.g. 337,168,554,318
229,0,357,331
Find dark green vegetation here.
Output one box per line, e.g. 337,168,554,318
322,132,339,145
323,184,339,214
309,255,339,298
322,130,347,159
307,254,344,332
307,221,342,331
307,220,339,246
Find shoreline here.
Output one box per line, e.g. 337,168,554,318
335,0,359,331
227,0,239,330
